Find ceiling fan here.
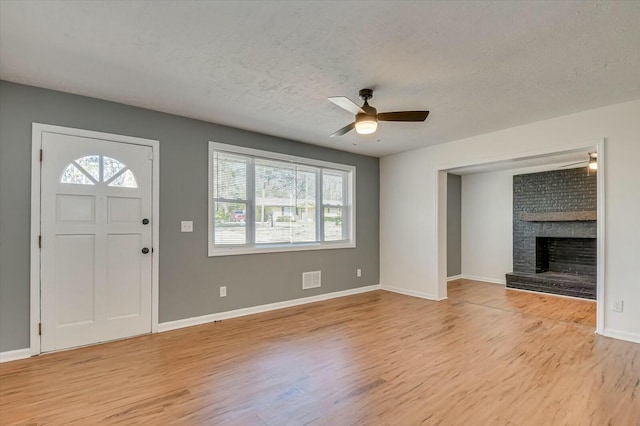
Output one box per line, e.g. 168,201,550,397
328,88,429,137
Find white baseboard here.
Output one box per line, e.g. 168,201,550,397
381,285,445,301
446,274,463,282
599,328,640,344
0,348,32,363
459,275,506,285
158,284,381,333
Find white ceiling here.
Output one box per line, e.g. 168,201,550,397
1,1,639,157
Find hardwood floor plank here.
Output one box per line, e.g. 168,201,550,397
448,278,597,326
0,282,637,425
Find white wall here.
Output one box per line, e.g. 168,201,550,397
460,165,559,284
380,99,640,343
461,169,514,284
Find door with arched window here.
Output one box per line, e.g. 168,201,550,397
40,131,153,352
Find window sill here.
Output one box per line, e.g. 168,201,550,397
208,241,356,257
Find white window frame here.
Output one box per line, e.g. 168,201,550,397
208,142,356,256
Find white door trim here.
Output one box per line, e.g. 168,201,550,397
30,123,160,356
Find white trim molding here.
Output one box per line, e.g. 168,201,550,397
600,329,640,345
595,139,606,335
446,274,463,282
30,123,160,355
459,275,506,285
0,348,32,363
159,284,381,333
381,285,445,301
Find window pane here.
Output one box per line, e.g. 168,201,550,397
254,161,318,244
60,163,95,185
323,171,343,207
294,168,317,242
296,166,316,201
255,206,295,244
103,156,127,182
255,159,294,200
108,169,138,188
324,207,343,241
214,153,247,200
75,156,100,181
214,201,246,245
255,159,293,243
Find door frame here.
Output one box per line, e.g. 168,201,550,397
30,123,160,356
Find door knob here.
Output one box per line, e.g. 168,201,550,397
142,247,150,254
142,218,150,225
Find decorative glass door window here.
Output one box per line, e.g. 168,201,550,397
61,155,138,188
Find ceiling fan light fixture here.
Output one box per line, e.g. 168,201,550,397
355,115,377,134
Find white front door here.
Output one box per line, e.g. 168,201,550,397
40,131,153,352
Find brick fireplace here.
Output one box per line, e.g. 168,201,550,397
505,167,597,299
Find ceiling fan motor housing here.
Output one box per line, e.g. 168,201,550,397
358,89,377,116
359,88,374,101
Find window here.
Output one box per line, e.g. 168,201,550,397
61,155,138,188
209,142,355,256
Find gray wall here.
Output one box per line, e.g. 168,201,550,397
0,81,380,352
447,173,461,276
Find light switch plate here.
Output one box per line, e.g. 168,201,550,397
181,221,193,233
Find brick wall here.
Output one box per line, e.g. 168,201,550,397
513,167,597,275
507,167,597,299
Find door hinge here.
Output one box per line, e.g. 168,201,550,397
38,323,42,336
40,149,43,162
148,151,154,160
39,235,42,248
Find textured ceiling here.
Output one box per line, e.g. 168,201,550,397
1,1,639,157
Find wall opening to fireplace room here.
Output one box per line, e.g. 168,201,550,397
445,148,600,313
439,138,606,334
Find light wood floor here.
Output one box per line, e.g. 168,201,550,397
1,280,637,425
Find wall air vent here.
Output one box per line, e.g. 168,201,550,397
302,271,321,290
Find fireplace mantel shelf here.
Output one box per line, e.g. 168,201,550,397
519,211,597,222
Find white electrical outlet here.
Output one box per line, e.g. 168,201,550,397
357,268,362,277
181,221,193,232
220,286,227,297
613,300,623,313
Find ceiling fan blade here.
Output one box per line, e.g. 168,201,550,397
558,161,588,169
377,111,430,122
330,122,355,137
328,96,365,115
